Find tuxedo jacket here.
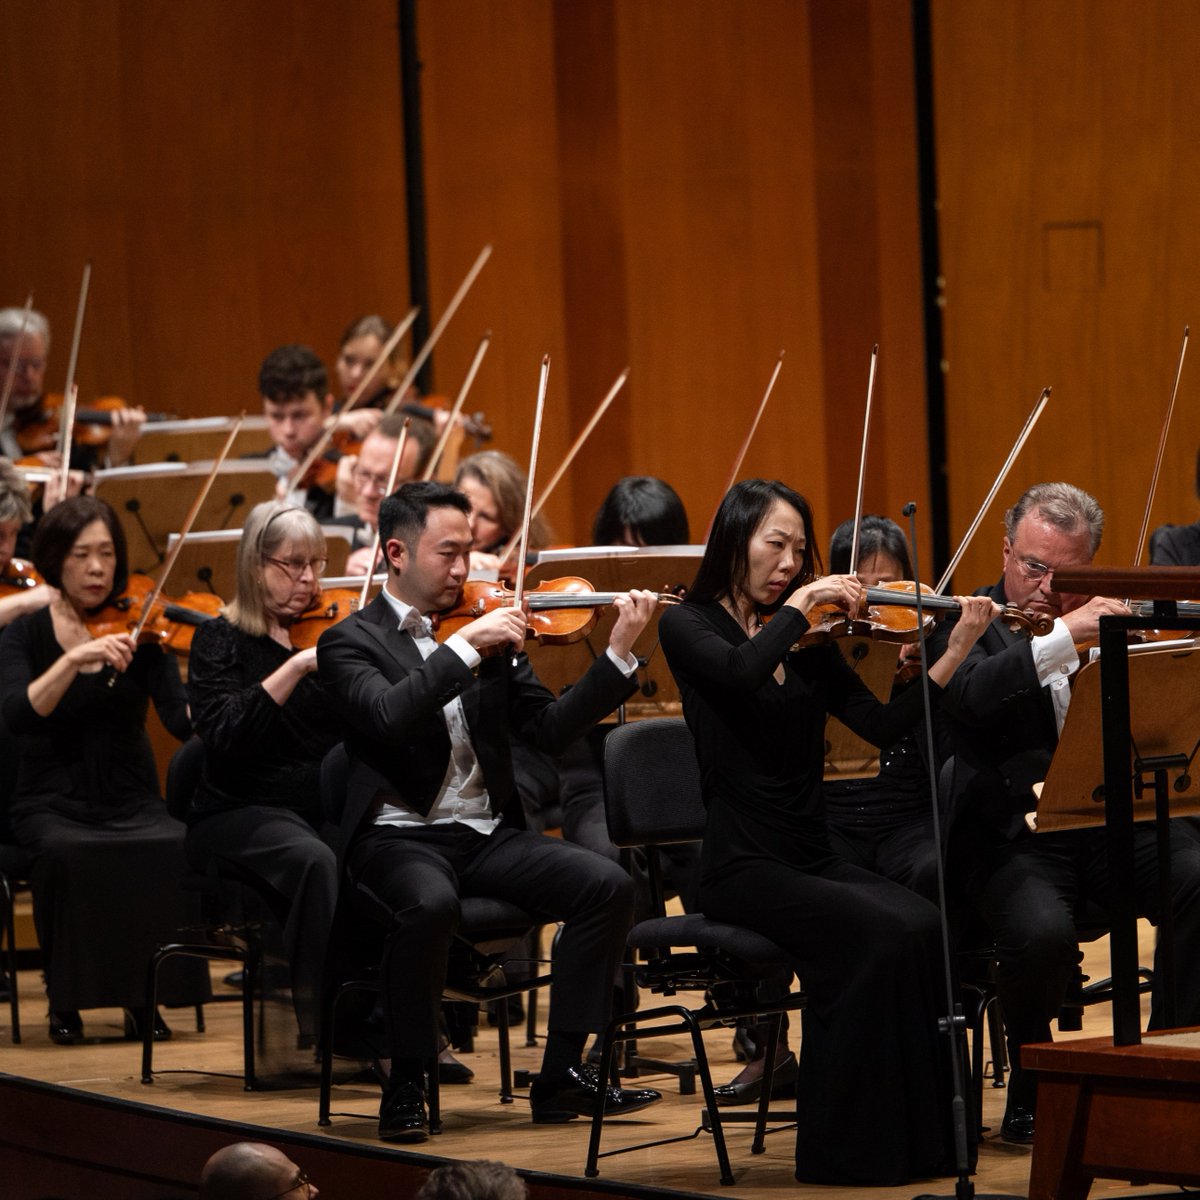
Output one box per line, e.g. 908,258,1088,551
931,579,1060,844
316,592,638,862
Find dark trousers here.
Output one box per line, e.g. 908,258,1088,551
827,812,940,903
959,822,1200,1093
701,857,954,1186
186,806,337,1040
347,823,634,1061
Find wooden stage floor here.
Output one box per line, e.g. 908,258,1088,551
0,928,1178,1200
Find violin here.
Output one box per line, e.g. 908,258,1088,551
14,393,173,454
82,575,224,655
792,580,1054,648
295,448,343,496
287,587,364,650
0,557,42,595
433,577,682,648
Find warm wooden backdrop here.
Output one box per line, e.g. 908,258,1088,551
5,1,1197,578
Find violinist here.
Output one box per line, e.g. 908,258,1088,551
658,479,996,1186
1149,449,1200,565
315,480,662,1142
930,481,1200,1146
0,496,204,1044
184,501,340,1046
454,451,551,575
327,413,437,575
0,306,145,469
335,314,409,412
0,459,56,628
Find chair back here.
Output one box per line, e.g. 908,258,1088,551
603,718,704,849
165,736,207,822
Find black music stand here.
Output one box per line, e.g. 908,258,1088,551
522,546,702,717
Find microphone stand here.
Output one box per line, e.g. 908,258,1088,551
902,501,1022,1200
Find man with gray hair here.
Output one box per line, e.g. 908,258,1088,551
199,1141,316,1199
932,481,1200,1145
0,307,52,460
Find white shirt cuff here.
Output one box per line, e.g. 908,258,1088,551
445,633,482,670
1030,618,1079,687
606,646,639,677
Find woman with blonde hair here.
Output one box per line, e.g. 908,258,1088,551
454,451,552,574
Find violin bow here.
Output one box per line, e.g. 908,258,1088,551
381,243,494,418
422,331,492,482
126,413,246,647
0,293,34,437
934,385,1051,595
1132,326,1189,568
287,306,420,493
359,417,411,609
704,350,785,541
495,367,629,567
57,262,93,501
509,356,551,657
848,344,880,577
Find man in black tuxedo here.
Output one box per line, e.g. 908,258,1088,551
316,480,662,1142
933,482,1200,1145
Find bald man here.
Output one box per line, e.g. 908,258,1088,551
199,1142,316,1200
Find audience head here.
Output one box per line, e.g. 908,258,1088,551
199,1141,316,1200
828,515,913,584
689,479,820,610
1001,481,1103,616
31,495,127,607
0,458,34,573
351,413,437,527
258,345,333,462
336,314,405,401
414,1160,528,1200
0,306,51,411
454,451,550,554
228,501,326,636
592,476,689,547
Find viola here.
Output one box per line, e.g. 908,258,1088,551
0,557,43,595
15,393,174,454
433,577,682,648
792,580,1054,649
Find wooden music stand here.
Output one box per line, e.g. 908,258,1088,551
93,461,279,574
164,528,355,598
131,416,274,464
823,638,897,777
522,546,702,717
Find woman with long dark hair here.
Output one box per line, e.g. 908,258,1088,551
659,479,994,1185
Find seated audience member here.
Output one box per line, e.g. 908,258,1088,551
0,305,145,469
931,480,1200,1144
316,480,662,1142
454,450,551,575
185,502,341,1045
0,496,204,1043
416,1160,527,1200
199,1141,316,1200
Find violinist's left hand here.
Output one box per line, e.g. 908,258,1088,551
107,405,146,467
608,589,658,661
945,595,1002,656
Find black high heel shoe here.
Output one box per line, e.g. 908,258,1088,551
123,1007,172,1042
48,1010,83,1045
713,1050,798,1106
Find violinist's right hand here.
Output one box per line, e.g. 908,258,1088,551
1061,595,1132,645
787,574,864,622
67,632,135,673
458,605,528,652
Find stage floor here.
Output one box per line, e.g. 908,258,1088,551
0,927,1174,1200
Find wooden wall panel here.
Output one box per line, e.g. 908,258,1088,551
933,0,1200,589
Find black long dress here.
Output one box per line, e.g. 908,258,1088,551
185,616,340,1040
660,599,955,1186
0,607,206,1014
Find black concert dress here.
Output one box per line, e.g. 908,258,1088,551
185,616,340,1040
660,600,955,1186
0,607,207,1014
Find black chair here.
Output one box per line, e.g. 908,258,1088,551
585,718,806,1187
0,842,29,1044
140,737,260,1089
315,743,553,1134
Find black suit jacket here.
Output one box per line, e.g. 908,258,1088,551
315,592,638,862
931,579,1061,844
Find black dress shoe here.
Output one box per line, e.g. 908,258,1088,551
1000,1102,1035,1144
379,1080,429,1143
530,1063,662,1123
437,1044,474,1084
48,1010,83,1045
123,1007,172,1042
713,1050,798,1106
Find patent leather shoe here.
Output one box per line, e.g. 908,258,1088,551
530,1062,662,1123
378,1080,429,1143
1000,1102,1035,1144
123,1007,171,1042
48,1010,83,1045
713,1050,798,1106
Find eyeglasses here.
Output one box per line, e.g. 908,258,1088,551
265,1168,311,1200
1013,554,1053,581
262,554,327,580
352,465,395,493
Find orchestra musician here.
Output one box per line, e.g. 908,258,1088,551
0,495,204,1044
659,479,996,1185
1149,449,1200,565
454,451,551,575
930,481,1200,1145
183,502,341,1047
0,306,145,469
0,459,56,629
335,314,406,410
315,480,663,1143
